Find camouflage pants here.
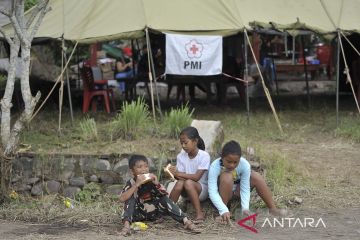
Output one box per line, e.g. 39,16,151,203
121,195,187,223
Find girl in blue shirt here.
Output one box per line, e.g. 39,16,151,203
208,140,283,224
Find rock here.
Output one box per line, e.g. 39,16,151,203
59,171,74,182
57,160,76,181
13,183,32,192
249,161,260,169
168,147,176,153
79,158,98,173
25,177,40,185
89,175,99,183
63,186,81,199
106,184,124,196
147,158,156,172
297,187,310,195
246,147,255,156
11,175,21,183
69,177,86,187
97,159,111,171
113,158,129,173
46,180,61,194
31,183,43,196
191,119,224,158
294,197,303,204
98,172,114,184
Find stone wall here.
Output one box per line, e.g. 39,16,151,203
11,153,156,198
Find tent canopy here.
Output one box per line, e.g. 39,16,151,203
2,0,360,43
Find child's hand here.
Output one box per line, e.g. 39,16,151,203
135,174,146,187
221,212,232,225
242,210,251,217
164,164,176,180
149,173,159,185
168,165,177,175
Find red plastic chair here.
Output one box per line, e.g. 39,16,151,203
316,44,333,80
81,61,114,113
91,65,116,110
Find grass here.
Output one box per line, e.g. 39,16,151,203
11,95,360,218
110,97,150,140
79,117,98,141
0,193,120,225
335,115,360,142
163,104,194,138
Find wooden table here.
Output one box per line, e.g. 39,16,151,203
275,64,327,80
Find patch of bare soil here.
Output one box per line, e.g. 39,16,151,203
1,129,359,239
1,208,360,240
267,136,360,209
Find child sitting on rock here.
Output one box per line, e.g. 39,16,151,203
119,154,200,236
168,126,211,223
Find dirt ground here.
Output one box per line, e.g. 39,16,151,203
1,135,359,239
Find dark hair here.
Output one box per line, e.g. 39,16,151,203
180,126,205,150
221,140,241,158
128,154,148,169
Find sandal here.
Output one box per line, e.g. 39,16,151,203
184,220,202,234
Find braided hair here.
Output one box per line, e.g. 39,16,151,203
179,127,205,150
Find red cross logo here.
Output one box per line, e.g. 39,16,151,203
190,44,199,54
185,39,203,59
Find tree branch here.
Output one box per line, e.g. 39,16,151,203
9,14,29,46
0,27,14,46
29,0,50,41
0,8,11,17
26,0,47,28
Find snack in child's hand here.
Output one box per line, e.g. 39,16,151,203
138,173,152,185
164,164,175,180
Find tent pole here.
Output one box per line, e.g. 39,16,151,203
145,28,157,123
292,36,296,65
243,30,250,124
284,33,288,57
301,35,310,108
245,29,283,133
146,33,162,117
58,38,65,134
63,41,74,125
336,31,340,127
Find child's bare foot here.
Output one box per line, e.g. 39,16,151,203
120,222,131,237
154,217,165,224
269,208,288,217
193,211,206,224
184,220,201,234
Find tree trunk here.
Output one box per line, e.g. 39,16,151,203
0,0,49,198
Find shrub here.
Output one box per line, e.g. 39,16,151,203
164,104,194,138
75,182,101,203
79,117,98,141
111,97,150,140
